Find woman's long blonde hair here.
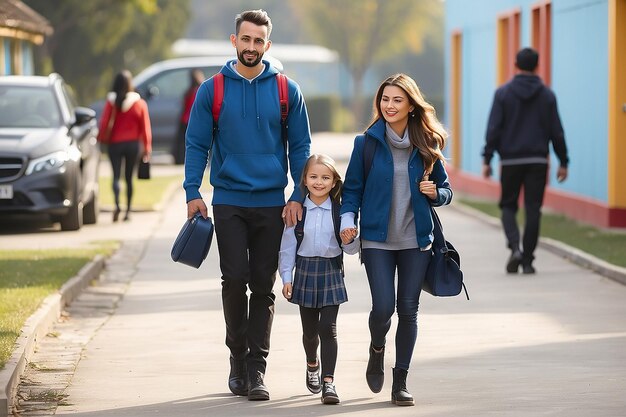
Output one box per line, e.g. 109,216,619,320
368,73,448,174
299,154,343,203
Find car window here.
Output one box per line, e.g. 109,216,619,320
143,69,190,100
61,83,78,112
0,86,61,128
141,67,218,100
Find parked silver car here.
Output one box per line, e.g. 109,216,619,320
92,56,283,164
0,74,100,231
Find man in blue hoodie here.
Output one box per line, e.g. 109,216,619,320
184,9,311,401
482,47,569,275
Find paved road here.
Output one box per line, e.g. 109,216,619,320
10,133,626,416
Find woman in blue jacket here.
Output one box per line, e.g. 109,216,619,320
340,73,452,406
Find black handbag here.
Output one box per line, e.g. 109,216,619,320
171,213,214,268
137,159,150,180
423,207,469,300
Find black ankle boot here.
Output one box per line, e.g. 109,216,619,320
391,367,414,406
248,369,270,401
228,355,248,396
366,343,385,393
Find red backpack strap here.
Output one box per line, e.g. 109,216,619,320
212,73,224,124
276,74,289,151
276,73,288,123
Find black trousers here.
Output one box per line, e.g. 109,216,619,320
107,141,139,210
499,163,548,264
299,305,340,380
213,204,284,374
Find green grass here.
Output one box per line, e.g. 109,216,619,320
99,174,183,210
459,198,626,268
0,243,118,370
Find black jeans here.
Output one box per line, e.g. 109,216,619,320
299,305,339,379
499,163,548,264
213,204,284,374
108,141,139,210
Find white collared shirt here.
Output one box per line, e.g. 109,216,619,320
279,196,359,284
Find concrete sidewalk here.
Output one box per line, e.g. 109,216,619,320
13,133,626,416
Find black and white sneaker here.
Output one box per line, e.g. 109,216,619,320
321,381,340,404
306,362,322,394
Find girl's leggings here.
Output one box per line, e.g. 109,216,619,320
299,304,339,379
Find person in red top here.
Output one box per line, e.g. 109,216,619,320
98,70,152,222
172,68,205,164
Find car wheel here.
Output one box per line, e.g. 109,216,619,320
83,191,98,225
60,199,84,231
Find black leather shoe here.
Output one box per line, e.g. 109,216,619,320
306,361,322,394
228,355,248,396
522,263,536,274
366,343,385,393
506,250,523,273
321,381,340,404
248,370,270,401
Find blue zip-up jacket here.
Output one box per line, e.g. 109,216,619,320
340,119,453,249
183,60,311,207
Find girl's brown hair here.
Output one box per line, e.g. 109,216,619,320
300,154,343,202
368,73,448,174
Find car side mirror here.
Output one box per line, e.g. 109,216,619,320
73,106,96,126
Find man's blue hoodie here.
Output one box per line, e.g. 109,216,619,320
184,59,311,207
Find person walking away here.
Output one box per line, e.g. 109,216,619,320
278,154,359,405
172,68,205,164
183,9,311,401
97,70,152,222
482,47,569,274
340,73,453,406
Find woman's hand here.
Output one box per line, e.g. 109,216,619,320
282,283,293,300
419,174,437,200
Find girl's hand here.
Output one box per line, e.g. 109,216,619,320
340,228,357,244
419,174,437,200
282,283,293,300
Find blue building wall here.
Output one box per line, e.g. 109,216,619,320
552,1,608,201
445,0,609,203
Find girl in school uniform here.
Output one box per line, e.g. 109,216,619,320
278,154,359,405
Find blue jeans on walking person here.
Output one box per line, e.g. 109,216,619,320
362,248,430,370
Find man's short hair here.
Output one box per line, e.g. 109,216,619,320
235,9,272,37
516,47,539,72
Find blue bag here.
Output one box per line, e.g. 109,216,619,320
423,207,469,300
171,213,214,268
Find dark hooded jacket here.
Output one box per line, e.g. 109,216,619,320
483,74,568,167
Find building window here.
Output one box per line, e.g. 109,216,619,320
532,1,552,85
497,9,521,85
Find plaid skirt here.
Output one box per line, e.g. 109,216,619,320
290,256,348,308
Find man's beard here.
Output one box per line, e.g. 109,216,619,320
237,50,263,67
